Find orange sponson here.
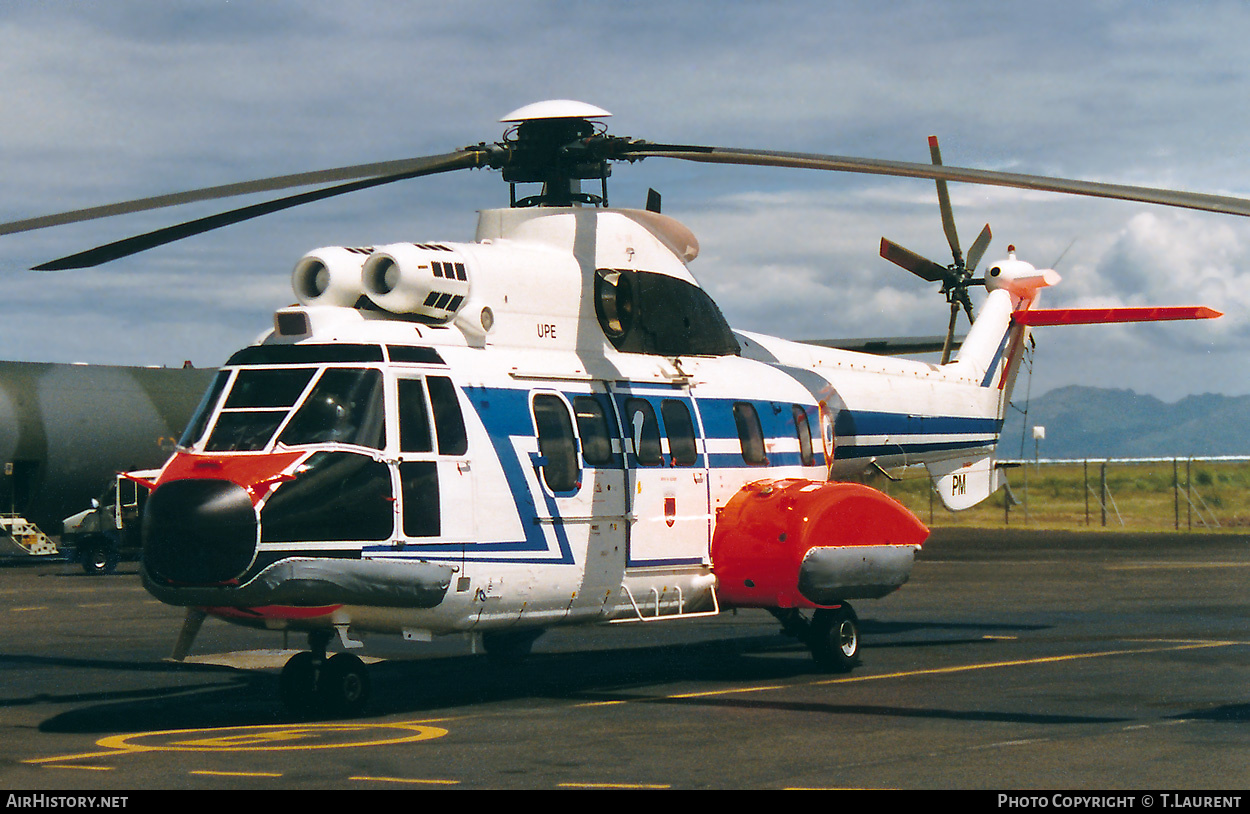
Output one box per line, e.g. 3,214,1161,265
711,478,929,609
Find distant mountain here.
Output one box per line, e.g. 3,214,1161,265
998,385,1250,459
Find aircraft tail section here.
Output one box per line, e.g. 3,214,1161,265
928,249,1220,511
927,251,1056,511
947,251,1058,392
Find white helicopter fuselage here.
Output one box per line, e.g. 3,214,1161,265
140,206,1039,643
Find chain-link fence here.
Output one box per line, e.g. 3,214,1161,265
876,457,1250,532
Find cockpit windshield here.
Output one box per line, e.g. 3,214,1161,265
279,368,385,448
195,366,385,452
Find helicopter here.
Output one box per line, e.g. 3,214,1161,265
2,100,1231,716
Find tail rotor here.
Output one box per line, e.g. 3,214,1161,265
880,136,991,364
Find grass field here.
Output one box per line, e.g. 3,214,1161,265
871,459,1250,532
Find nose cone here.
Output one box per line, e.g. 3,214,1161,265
143,479,257,584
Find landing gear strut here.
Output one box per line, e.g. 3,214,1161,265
769,602,861,672
279,630,372,717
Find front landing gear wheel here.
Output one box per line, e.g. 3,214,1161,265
320,653,371,717
809,605,860,672
279,651,319,716
279,631,371,718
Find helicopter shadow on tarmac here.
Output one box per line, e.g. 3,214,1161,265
31,614,1055,736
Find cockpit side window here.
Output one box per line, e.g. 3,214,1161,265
397,378,434,453
427,376,468,456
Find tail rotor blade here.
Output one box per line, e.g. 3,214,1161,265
966,223,993,272
929,136,963,267
880,238,947,282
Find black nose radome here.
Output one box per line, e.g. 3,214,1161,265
143,479,257,584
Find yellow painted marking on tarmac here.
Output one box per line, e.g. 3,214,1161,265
813,640,1237,687
559,782,671,789
784,787,894,791
26,719,452,764
351,776,460,785
578,639,1242,707
100,721,448,753
191,770,283,778
27,749,132,765
1107,561,1250,570
11,606,49,612
42,764,114,771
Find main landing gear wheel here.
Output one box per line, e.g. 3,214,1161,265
279,631,372,718
808,604,860,672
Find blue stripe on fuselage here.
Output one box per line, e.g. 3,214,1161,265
382,384,1001,564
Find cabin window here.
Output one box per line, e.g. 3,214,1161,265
733,402,767,465
793,404,815,466
427,376,468,455
662,400,698,466
532,395,578,493
397,378,434,453
399,461,440,537
204,367,316,452
625,398,664,466
278,368,386,449
573,396,615,466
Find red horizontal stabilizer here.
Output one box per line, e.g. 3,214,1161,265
1013,306,1222,326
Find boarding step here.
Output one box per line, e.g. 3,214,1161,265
0,515,59,557
610,583,720,624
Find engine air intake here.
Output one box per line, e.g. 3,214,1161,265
361,243,471,318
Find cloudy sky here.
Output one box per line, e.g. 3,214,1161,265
3,1,1250,402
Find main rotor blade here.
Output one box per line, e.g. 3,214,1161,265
34,151,481,270
966,223,992,272
622,144,1250,219
880,238,947,282
2,151,476,237
929,136,962,267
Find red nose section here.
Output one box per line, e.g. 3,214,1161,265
711,479,929,609
157,451,305,504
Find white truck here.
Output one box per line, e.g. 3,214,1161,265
59,471,157,574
